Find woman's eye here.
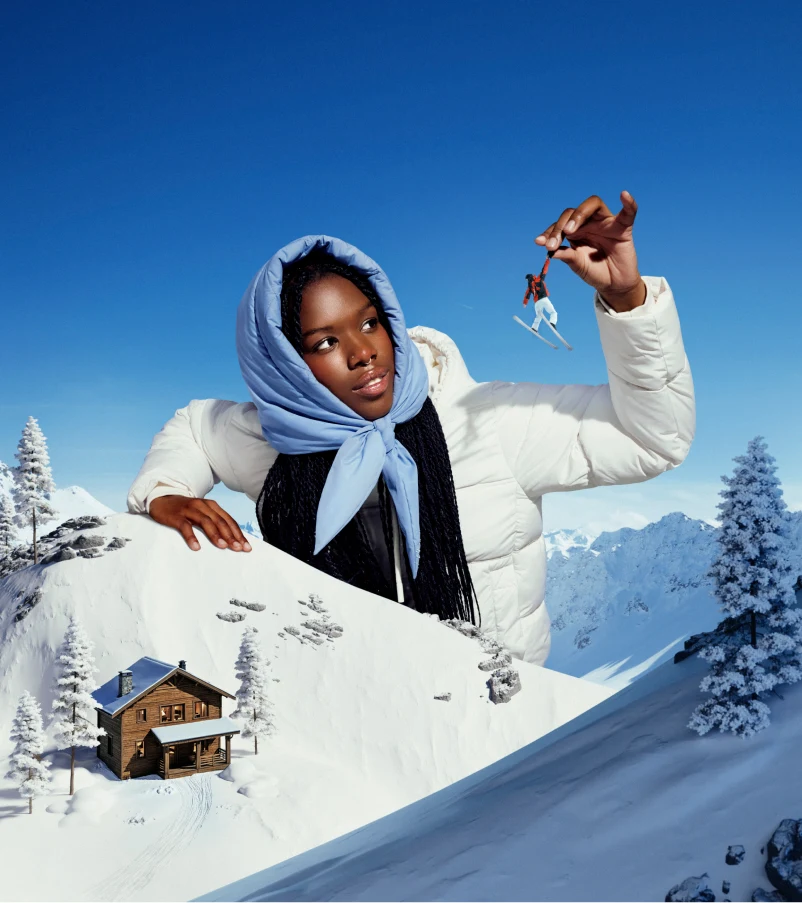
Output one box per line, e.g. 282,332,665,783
314,336,337,352
362,317,379,331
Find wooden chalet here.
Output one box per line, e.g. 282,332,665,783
92,657,240,780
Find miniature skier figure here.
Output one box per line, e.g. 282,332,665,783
523,253,558,332
514,250,573,350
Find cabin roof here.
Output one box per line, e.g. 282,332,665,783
92,656,235,716
151,716,241,745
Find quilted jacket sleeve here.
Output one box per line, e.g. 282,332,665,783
492,276,695,498
126,399,276,515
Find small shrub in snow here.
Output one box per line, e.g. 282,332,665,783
6,691,51,814
231,627,274,754
51,616,105,795
216,611,246,623
689,437,802,738
434,693,451,702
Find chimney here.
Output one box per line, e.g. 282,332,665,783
118,670,133,698
178,659,187,671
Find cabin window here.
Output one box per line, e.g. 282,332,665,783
136,708,147,723
135,739,145,758
107,735,113,756
194,701,208,719
173,704,185,722
160,706,172,723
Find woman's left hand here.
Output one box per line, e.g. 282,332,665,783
535,190,647,312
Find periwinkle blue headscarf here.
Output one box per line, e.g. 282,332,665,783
235,235,429,577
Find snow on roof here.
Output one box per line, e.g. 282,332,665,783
93,656,177,715
151,716,240,745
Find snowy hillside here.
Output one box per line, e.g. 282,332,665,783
0,512,609,902
0,456,113,546
203,653,802,903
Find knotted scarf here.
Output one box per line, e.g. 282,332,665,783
235,235,429,577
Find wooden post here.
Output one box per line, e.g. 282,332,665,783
195,741,200,772
164,745,170,780
225,735,231,765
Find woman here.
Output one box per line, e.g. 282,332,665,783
127,192,696,666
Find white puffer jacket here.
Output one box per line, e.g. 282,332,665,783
127,276,695,666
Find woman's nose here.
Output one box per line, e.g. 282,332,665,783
348,338,377,367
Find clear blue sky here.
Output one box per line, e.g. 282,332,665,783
2,1,801,532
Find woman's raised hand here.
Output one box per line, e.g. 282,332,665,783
149,495,252,552
535,190,646,312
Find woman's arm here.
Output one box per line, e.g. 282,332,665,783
492,274,695,497
126,398,278,549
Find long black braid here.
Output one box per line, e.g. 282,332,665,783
255,248,480,625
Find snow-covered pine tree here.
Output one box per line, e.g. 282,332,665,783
689,436,802,738
231,626,274,754
12,416,58,564
52,616,105,794
6,691,51,814
0,490,17,559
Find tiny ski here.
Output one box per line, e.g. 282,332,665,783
513,315,559,349
540,318,573,351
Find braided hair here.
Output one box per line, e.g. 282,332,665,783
255,248,480,625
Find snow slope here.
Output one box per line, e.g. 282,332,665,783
202,652,802,903
0,512,609,902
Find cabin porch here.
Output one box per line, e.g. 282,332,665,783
151,715,240,780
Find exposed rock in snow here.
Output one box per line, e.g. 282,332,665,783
765,819,802,901
727,844,746,865
230,598,267,612
487,668,521,704
751,888,785,902
216,611,247,623
665,872,716,901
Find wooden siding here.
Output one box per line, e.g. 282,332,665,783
96,709,123,779
102,673,225,780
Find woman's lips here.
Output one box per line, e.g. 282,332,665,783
352,369,390,398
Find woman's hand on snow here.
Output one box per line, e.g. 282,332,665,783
149,495,253,553
535,191,647,312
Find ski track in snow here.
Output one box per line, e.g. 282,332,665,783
88,774,213,902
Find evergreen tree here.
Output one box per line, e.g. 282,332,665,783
12,416,58,564
6,691,51,814
689,436,802,738
231,626,274,754
51,616,105,794
0,490,17,558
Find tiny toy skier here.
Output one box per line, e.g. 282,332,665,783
513,249,573,350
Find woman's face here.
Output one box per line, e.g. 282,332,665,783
299,274,396,420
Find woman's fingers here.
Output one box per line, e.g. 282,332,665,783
206,499,252,551
148,494,252,552
177,519,202,552
615,190,638,228
536,195,617,249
